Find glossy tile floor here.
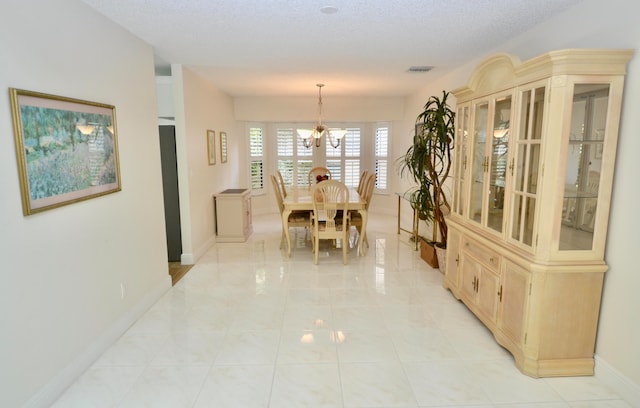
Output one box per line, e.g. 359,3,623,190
53,213,633,407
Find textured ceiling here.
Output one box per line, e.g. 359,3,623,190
81,0,583,97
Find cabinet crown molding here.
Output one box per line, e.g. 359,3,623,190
453,49,634,101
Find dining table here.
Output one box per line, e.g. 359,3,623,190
281,187,368,257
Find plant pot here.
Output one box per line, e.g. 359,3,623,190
419,240,439,268
434,244,447,275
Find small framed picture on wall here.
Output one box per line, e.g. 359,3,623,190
220,131,228,163
207,129,216,165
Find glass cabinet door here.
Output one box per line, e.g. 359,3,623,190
469,96,513,232
470,102,489,224
487,96,512,233
453,104,469,217
559,84,609,251
510,85,545,247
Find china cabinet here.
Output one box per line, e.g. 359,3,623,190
214,188,252,242
443,49,633,377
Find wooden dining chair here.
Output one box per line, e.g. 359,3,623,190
271,175,310,250
351,173,376,248
311,180,350,265
308,166,332,189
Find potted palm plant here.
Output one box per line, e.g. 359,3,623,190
399,91,455,269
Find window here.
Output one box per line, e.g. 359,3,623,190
249,125,265,193
326,127,361,188
273,124,390,193
276,127,312,189
374,124,389,192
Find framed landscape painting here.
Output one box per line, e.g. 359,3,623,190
9,88,121,215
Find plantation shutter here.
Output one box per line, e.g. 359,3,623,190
249,126,264,192
375,125,389,191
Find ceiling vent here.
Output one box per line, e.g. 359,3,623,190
408,66,434,73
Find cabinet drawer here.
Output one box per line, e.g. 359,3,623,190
462,237,500,270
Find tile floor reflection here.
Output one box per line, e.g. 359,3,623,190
53,213,632,407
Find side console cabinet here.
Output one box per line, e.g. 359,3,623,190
443,49,633,377
214,188,252,242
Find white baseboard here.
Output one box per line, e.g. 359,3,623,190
595,354,640,405
195,235,215,262
181,235,215,265
24,276,172,408
180,252,195,264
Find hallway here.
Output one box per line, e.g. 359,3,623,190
52,213,631,407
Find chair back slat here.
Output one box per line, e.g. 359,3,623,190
313,180,348,231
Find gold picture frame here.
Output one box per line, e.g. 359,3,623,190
207,129,216,165
220,131,228,163
9,88,121,216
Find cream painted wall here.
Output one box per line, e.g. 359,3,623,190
0,0,170,406
234,95,405,122
171,66,243,262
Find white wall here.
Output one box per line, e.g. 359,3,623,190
234,95,405,122
156,77,175,119
0,0,170,406
171,66,242,263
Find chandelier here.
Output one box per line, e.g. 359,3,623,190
297,84,346,148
